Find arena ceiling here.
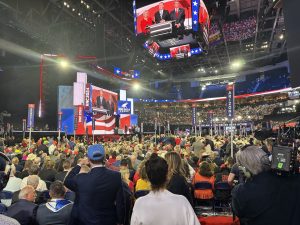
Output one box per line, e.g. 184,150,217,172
0,0,287,82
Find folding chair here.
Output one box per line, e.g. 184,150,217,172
194,182,214,215
0,190,13,207
214,182,232,214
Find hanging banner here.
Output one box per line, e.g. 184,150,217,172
192,107,197,126
226,83,235,119
58,112,63,131
22,119,26,132
92,116,96,131
141,122,144,133
154,118,157,131
27,104,35,128
85,83,92,111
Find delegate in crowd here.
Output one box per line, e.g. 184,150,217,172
0,132,300,225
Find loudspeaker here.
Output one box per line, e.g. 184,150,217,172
283,0,300,88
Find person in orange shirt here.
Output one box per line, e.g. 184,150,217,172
140,10,153,34
192,161,215,199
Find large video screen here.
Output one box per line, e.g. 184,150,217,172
133,0,210,60
136,0,192,34
91,85,118,116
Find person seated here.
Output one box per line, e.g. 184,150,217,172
55,160,71,182
120,168,134,192
6,186,37,225
39,160,56,182
20,165,47,191
12,175,47,205
17,160,33,179
131,154,200,225
135,161,151,192
165,152,193,206
140,10,153,34
36,181,73,225
154,2,170,23
192,161,215,200
4,165,22,193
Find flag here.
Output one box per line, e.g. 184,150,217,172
192,0,200,32
133,70,140,79
114,67,122,76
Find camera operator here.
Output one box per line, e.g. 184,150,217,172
231,145,300,225
0,152,20,224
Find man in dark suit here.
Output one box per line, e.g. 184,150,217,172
64,144,125,225
154,2,170,23
107,95,115,116
96,89,107,109
6,186,38,225
170,0,185,37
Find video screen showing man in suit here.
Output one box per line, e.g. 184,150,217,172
155,2,170,23
96,89,107,110
107,95,115,116
170,0,185,37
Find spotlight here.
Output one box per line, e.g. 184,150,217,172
214,69,218,74
279,34,284,40
133,82,141,90
64,2,67,6
231,59,244,70
59,59,69,69
201,86,206,91
86,5,90,9
72,8,75,11
78,12,81,16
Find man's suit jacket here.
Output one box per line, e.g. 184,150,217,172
96,96,107,109
154,10,170,23
6,199,37,225
170,8,185,27
64,165,125,225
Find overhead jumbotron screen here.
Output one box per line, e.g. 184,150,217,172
133,0,210,60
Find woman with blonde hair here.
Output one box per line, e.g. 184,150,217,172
135,161,151,192
164,152,193,206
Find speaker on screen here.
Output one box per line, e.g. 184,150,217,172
283,0,300,88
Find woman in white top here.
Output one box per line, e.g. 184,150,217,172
131,154,200,225
4,165,22,193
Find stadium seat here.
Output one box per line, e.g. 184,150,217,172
0,190,13,207
194,182,214,214
214,182,232,214
134,190,149,199
0,202,7,213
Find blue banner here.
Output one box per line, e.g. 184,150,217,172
118,101,131,114
192,107,197,126
27,104,35,128
133,0,137,35
226,84,235,119
192,0,200,32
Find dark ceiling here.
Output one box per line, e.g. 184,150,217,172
0,0,287,82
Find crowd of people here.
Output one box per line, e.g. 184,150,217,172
209,16,257,43
136,103,279,126
0,127,299,225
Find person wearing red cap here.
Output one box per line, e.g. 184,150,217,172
64,144,125,225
